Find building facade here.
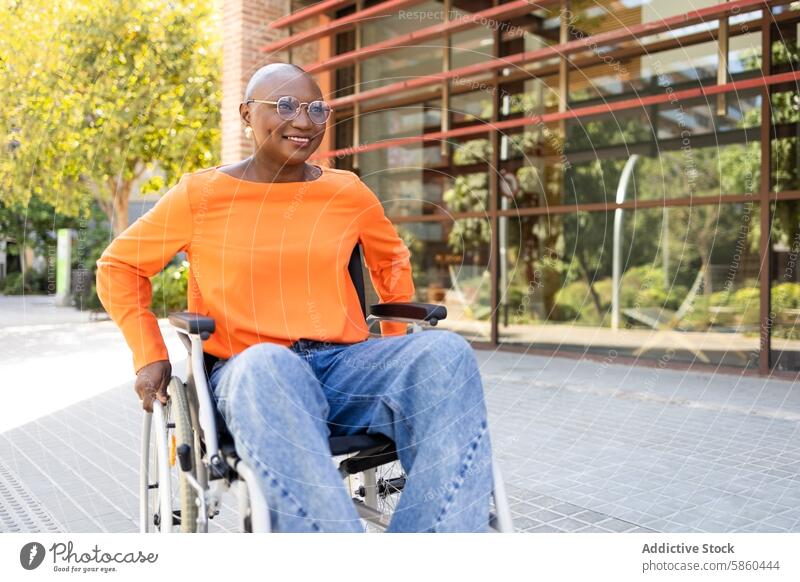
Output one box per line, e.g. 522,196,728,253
222,0,800,377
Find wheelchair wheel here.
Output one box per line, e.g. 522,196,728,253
374,460,404,516
140,377,199,533
354,459,405,532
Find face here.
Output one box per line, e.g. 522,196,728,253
240,72,327,166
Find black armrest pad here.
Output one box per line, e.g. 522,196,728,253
369,302,447,323
169,312,216,335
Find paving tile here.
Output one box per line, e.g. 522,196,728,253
595,518,638,533
550,517,587,531
528,509,562,523
528,524,565,533
512,516,544,531
572,509,612,524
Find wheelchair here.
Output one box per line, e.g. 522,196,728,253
139,244,514,533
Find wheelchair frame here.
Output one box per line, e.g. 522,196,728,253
139,245,514,533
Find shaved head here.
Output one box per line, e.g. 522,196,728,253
244,62,317,102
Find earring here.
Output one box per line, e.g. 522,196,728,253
244,126,253,138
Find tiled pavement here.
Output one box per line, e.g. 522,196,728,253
482,351,800,533
1,346,799,533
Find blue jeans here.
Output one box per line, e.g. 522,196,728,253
207,329,493,533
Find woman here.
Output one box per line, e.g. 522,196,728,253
96,62,494,532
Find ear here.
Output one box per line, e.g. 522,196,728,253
239,102,250,125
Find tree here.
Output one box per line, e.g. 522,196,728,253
0,0,221,235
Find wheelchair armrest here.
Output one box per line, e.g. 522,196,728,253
168,311,216,339
369,302,447,326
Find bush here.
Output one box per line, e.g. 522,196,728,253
772,282,800,310
150,260,189,317
709,289,732,306
69,217,112,311
2,269,49,295
553,265,688,325
732,287,760,325
554,280,601,324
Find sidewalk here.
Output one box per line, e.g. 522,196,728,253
0,295,97,327
483,350,800,533
1,334,798,533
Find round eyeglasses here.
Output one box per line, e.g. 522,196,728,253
244,95,333,125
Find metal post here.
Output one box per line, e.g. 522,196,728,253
55,228,72,306
758,9,773,374
611,155,639,331
499,193,509,327
662,206,670,289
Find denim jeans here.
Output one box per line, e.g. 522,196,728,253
207,329,493,533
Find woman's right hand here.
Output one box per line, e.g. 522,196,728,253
135,360,172,413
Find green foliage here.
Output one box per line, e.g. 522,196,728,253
443,173,491,255
69,205,112,310
452,139,491,166
552,265,688,325
772,282,800,310
457,272,492,321
0,196,83,272
150,260,189,317
772,39,800,66
0,0,221,231
772,283,800,339
2,270,49,295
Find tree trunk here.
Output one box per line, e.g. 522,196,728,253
576,253,604,319
698,210,716,296
104,177,133,237
113,186,130,236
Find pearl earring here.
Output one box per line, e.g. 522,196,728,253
244,126,253,138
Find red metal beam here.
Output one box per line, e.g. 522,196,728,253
312,71,800,160
304,0,560,73
270,0,354,29
259,0,429,55
386,192,800,223
326,0,773,109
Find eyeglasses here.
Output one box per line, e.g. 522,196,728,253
244,95,333,125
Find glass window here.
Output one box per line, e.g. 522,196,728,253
771,90,800,193
499,203,761,368
397,218,492,342
568,0,720,35
359,1,444,91
451,13,494,70
770,200,800,371
568,33,762,105
450,89,494,124
358,98,443,210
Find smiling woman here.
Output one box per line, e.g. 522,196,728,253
95,60,497,534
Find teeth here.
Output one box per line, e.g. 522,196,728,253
286,136,309,143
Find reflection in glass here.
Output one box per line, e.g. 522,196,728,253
499,204,761,368
569,0,720,35
397,219,492,342
359,99,442,211
359,1,444,91
569,34,762,105
771,200,800,371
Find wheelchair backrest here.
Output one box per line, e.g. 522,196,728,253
348,243,367,320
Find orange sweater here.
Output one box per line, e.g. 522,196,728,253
96,164,415,374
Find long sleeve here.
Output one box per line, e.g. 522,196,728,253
95,174,193,373
355,178,416,337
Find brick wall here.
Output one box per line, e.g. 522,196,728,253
221,0,334,164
